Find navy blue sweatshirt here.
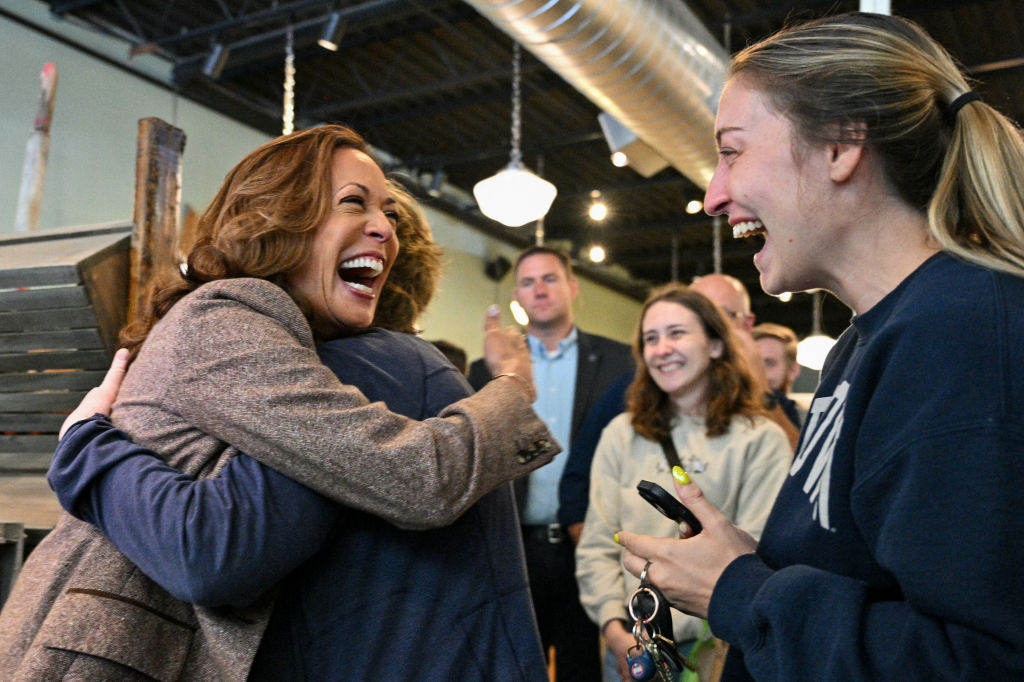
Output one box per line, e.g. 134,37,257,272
709,253,1024,680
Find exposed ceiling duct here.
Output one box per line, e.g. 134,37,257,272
462,0,728,189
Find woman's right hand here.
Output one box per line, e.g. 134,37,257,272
618,475,757,619
482,305,535,398
59,348,131,440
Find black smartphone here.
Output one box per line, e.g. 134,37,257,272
637,480,702,534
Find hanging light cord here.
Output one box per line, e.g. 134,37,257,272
812,290,823,335
510,42,522,167
283,25,295,135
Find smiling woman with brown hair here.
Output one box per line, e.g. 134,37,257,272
0,125,556,681
576,283,790,682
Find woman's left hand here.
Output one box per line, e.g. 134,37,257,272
617,475,757,618
58,348,131,440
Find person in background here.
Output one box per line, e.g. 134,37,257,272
468,245,633,680
557,370,632,540
618,12,1024,680
751,322,804,428
430,338,468,375
576,284,790,681
0,125,557,680
559,273,802,550
690,273,801,447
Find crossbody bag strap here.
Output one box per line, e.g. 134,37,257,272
658,434,682,471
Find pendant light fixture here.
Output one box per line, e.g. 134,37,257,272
282,25,295,135
473,43,557,227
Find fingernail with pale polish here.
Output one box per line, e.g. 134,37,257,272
672,466,691,485
487,304,500,317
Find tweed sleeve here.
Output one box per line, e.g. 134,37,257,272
118,279,557,530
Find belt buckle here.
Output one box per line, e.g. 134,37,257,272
545,523,563,544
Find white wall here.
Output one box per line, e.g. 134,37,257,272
0,9,268,233
0,9,641,355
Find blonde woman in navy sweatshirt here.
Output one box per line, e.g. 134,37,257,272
617,13,1024,681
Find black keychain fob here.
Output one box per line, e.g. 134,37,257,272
637,480,702,534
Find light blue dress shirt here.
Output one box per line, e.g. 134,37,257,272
519,327,578,525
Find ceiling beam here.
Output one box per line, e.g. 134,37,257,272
388,127,603,171
138,0,424,51
304,62,550,119
338,73,570,130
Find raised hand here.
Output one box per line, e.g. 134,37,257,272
482,305,535,400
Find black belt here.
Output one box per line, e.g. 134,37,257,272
522,523,566,544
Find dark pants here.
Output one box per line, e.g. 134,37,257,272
522,527,601,681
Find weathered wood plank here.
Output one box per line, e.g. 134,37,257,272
0,329,103,353
130,118,185,324
0,478,60,532
0,228,133,290
0,450,53,473
0,370,103,392
0,413,65,432
0,392,85,413
0,350,110,372
0,222,133,248
80,238,129,353
0,434,57,455
0,265,79,289
0,286,88,313
0,308,97,333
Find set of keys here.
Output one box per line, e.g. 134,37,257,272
625,562,695,681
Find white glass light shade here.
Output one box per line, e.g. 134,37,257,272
797,334,837,371
473,164,557,227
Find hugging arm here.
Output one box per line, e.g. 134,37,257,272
144,281,556,530
50,416,339,606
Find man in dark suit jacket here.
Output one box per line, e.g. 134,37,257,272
468,245,633,681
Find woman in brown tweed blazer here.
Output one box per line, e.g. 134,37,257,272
0,125,557,681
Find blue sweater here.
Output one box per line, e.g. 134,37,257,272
708,253,1024,680
51,328,547,680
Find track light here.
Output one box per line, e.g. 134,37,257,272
318,12,346,51
598,111,669,177
202,42,230,79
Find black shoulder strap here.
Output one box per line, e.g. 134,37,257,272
658,434,682,470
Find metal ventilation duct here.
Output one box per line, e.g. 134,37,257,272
463,0,728,189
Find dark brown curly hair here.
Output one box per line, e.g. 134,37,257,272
628,283,764,440
372,181,443,333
